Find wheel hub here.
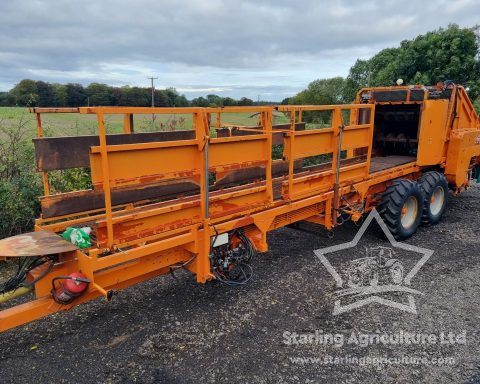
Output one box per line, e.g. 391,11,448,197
401,196,418,229
430,186,445,216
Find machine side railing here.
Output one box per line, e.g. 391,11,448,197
277,104,375,204
31,105,375,247
52,106,276,249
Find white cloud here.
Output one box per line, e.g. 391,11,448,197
0,0,479,100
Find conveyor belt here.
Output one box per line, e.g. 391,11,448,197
369,156,416,173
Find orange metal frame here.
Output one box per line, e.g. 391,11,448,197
1,85,479,332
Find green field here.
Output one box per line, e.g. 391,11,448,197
0,107,290,140
0,107,290,239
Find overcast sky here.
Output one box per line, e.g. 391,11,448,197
0,0,479,100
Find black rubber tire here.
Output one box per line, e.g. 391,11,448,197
418,171,448,226
378,179,423,240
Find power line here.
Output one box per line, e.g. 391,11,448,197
147,76,158,128
147,77,158,107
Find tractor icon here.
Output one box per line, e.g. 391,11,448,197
345,246,404,288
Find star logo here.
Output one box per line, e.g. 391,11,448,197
314,209,434,315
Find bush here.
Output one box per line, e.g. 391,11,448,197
0,174,41,238
474,97,480,114
0,113,42,238
48,168,92,193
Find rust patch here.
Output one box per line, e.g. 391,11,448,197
41,180,200,218
97,216,201,246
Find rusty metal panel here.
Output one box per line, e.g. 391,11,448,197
216,128,231,138
0,231,78,257
214,160,303,189
214,166,264,188
218,123,305,146
34,130,195,171
40,180,200,218
43,157,307,219
230,127,260,136
30,107,79,113
270,124,305,145
228,127,273,145
272,123,306,131
271,132,284,145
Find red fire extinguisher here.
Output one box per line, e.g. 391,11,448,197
51,272,90,304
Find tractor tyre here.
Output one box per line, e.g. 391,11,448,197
378,179,423,240
418,171,448,226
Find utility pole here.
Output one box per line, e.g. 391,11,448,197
148,76,158,129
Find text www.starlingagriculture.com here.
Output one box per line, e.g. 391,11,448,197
289,355,456,366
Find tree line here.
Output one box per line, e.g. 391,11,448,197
0,81,257,108
3,26,477,111
283,24,480,112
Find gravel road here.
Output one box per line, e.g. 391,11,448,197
0,183,479,384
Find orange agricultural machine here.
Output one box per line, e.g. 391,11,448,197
0,82,479,332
